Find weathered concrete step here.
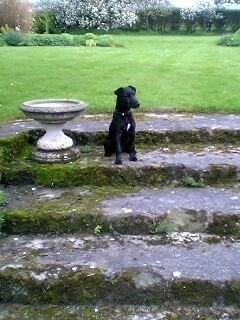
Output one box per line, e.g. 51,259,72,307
2,185,240,236
0,234,240,305
0,304,240,320
2,147,240,186
2,113,240,145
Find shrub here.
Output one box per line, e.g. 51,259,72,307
217,34,233,46
0,24,10,34
0,35,5,46
83,33,97,40
235,28,240,36
83,33,97,46
23,33,75,46
72,35,85,46
0,190,5,208
230,36,240,47
3,30,26,46
86,39,97,47
97,35,115,47
218,29,240,47
2,31,120,47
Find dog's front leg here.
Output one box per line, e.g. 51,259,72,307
128,129,138,162
129,151,137,162
115,133,122,165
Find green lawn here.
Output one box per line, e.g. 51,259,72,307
0,35,240,122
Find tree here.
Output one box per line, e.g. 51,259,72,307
180,7,197,31
195,1,217,31
215,0,240,4
213,11,225,31
135,0,172,31
0,0,33,31
34,0,60,33
33,9,58,33
39,0,139,31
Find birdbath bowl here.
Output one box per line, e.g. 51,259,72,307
20,99,87,163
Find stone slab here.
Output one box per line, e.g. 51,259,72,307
101,186,240,233
101,186,240,218
133,148,240,169
3,185,240,234
2,113,240,137
0,234,240,304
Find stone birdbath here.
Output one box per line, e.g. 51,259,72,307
20,99,87,163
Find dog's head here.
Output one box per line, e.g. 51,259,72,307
114,85,140,113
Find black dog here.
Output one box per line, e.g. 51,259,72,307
104,85,140,165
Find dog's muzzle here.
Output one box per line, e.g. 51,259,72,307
129,97,140,109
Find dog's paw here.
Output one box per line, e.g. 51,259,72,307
130,156,138,162
129,152,138,161
115,159,123,165
104,153,112,157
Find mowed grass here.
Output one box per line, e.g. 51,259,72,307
0,35,240,121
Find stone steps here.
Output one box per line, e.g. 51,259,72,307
0,234,240,306
1,114,240,315
2,185,240,236
2,146,240,187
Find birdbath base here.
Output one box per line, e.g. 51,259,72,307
20,99,87,163
33,147,80,163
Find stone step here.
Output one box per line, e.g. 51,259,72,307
2,114,240,157
2,146,240,186
2,185,240,236
0,234,240,305
0,304,240,319
2,113,240,143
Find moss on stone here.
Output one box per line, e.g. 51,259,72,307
0,270,42,303
41,268,107,304
28,127,240,151
208,215,240,236
0,267,108,304
2,160,36,185
0,130,239,188
0,133,29,163
0,267,138,304
2,305,240,320
205,165,237,185
225,282,240,305
171,280,222,305
64,130,106,146
3,192,98,234
3,186,139,234
136,129,240,146
2,156,185,187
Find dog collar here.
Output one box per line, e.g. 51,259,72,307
116,110,131,116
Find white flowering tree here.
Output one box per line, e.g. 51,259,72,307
54,0,138,30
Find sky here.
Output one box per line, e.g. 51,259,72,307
170,0,214,7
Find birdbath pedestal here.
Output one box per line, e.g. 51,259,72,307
20,99,87,163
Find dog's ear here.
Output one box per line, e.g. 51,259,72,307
114,87,123,96
128,85,136,93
